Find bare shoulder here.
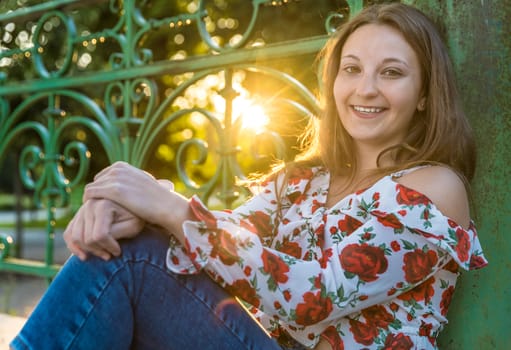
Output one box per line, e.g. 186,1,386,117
394,166,471,229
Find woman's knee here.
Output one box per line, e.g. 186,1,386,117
113,226,170,264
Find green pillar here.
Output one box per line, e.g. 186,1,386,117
413,1,511,348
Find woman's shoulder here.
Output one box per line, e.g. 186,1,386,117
391,165,471,228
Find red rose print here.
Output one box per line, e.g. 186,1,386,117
396,185,430,206
387,288,397,296
288,192,306,204
295,291,333,326
208,230,240,266
315,223,325,247
340,243,388,282
419,321,433,337
391,240,401,252
283,290,292,302
312,199,321,213
190,197,218,228
383,333,413,350
313,275,322,289
412,228,445,240
398,276,436,303
362,305,394,329
337,216,363,235
185,239,196,260
239,220,258,234
260,178,271,188
303,250,313,261
288,167,314,184
319,248,333,268
171,255,179,265
279,238,302,259
372,211,404,230
228,279,260,308
348,319,378,346
248,211,273,238
440,285,455,316
469,254,487,270
261,250,290,284
403,249,438,283
455,228,471,262
322,326,345,350
443,259,459,273
244,266,252,276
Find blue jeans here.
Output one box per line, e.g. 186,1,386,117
11,229,306,350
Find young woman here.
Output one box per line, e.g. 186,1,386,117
11,3,487,350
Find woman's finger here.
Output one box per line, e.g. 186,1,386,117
91,201,122,257
158,179,174,192
63,215,87,261
81,200,117,260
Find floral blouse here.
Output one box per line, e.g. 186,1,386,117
167,166,487,349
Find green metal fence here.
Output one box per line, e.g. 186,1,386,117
0,0,509,348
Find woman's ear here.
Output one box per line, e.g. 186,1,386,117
417,96,427,111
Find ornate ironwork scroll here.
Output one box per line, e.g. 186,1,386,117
0,0,362,277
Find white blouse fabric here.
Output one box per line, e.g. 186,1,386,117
166,166,487,349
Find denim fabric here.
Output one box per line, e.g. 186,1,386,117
10,229,299,350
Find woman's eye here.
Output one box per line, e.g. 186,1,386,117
342,66,360,74
382,68,402,77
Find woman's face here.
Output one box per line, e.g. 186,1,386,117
333,24,425,152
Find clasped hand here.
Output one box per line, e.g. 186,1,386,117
63,162,175,261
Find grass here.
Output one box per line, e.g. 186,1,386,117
0,194,33,211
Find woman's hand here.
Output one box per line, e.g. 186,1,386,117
63,199,145,261
82,162,193,245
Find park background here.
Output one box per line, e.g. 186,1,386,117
0,0,509,349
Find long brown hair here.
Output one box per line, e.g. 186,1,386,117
281,3,476,186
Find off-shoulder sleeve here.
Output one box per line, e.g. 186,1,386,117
368,181,488,271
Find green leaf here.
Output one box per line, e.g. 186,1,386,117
267,276,277,292
402,239,418,250
344,271,356,279
337,285,345,299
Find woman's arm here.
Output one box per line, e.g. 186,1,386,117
64,162,194,260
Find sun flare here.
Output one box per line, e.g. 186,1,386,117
233,97,270,133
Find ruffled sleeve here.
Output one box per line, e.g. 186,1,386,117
166,167,317,275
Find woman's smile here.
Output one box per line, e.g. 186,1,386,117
351,105,387,118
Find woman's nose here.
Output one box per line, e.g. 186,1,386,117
356,73,378,97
